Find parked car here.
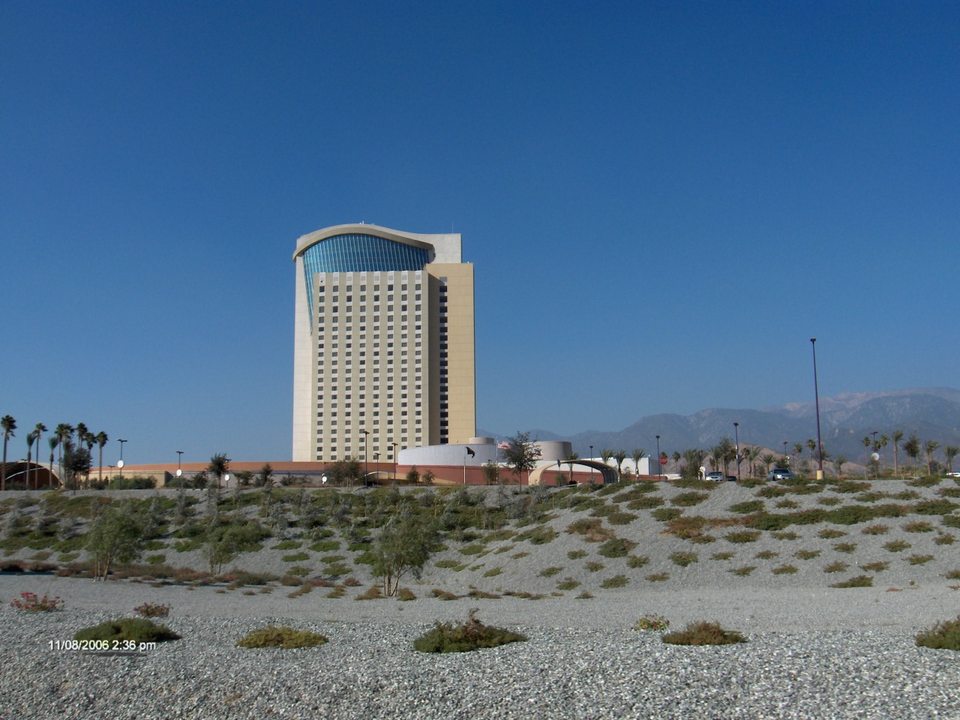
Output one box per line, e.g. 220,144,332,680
768,468,794,481
946,471,960,479
706,471,725,482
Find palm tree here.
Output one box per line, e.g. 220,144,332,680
924,440,940,477
600,449,613,470
25,431,37,489
761,453,775,477
945,446,959,474
903,434,921,474
746,447,762,478
631,448,646,477
32,423,47,490
1,415,16,492
48,435,59,482
891,430,904,478
613,450,627,480
95,432,109,484
208,453,231,496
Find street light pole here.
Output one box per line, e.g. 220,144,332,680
810,338,824,480
734,422,741,482
391,442,398,484
656,435,661,479
118,439,127,478
176,450,184,483
589,445,594,485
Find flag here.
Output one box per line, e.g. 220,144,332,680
466,447,476,457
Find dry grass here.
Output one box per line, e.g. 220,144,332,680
662,621,746,646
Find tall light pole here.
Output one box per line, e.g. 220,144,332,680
810,337,824,480
656,435,662,479
391,442,398,483
783,441,788,464
733,422,741,482
117,439,127,478
589,445,594,484
176,450,184,483
360,430,369,486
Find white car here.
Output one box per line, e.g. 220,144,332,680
946,472,960,479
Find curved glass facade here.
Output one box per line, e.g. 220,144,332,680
301,233,432,324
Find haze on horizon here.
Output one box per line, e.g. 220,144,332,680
2,2,958,463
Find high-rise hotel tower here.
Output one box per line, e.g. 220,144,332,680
292,224,476,462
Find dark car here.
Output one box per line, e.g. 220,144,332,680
767,468,794,481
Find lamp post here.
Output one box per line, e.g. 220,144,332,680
589,445,594,484
117,439,127,478
361,430,369,486
733,422,741,482
391,442,398,483
810,337,824,480
176,450,183,481
783,441,788,464
656,435,662,479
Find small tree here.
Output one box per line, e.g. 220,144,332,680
903,434,921,473
371,515,438,596
405,466,420,484
833,455,847,478
87,506,143,580
613,450,627,480
945,446,959,473
62,440,92,492
482,461,499,485
503,432,540,485
256,463,274,488
925,440,940,476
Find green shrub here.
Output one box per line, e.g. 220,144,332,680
273,540,302,550
908,554,934,565
482,567,502,577
662,621,746,646
728,500,764,515
824,561,848,573
775,500,800,510
515,526,558,545
903,521,935,533
310,540,341,553
771,531,800,540
556,578,580,590
725,531,760,544
830,575,873,588
862,561,889,572
861,524,889,535
600,575,628,589
75,618,179,643
567,549,588,560
576,591,594,599
651,508,682,522
671,492,709,507
916,616,960,650
355,586,383,600
730,566,755,576
396,588,416,601
431,588,459,600
818,529,846,539
935,533,956,545
771,564,798,575
645,572,669,582
669,552,697,567
605,511,638,525
795,549,820,560
942,515,960,529
626,554,649,568
711,551,734,560
539,566,563,577
883,540,911,552
634,614,670,631
237,625,327,649
413,610,527,653
626,496,664,510
597,538,637,558
833,542,857,553
754,550,778,560
585,561,605,572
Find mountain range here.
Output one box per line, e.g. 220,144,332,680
484,388,960,465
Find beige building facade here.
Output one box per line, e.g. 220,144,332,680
292,223,475,463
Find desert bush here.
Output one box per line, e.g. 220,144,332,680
771,531,800,541
662,621,746,646
824,561,848,573
725,531,760,544
730,566,755,576
833,542,857,553
775,499,800,510
795,549,820,560
903,521,935,533
515,526,557,544
942,515,960,529
396,587,416,601
414,610,527,653
626,496,664,510
651,508,683,522
237,625,327,649
566,518,613,542
626,555,649,568
282,552,310,563
556,578,580,590
711,551,734,560
585,561,605,572
10,591,63,612
908,554,934,565
634,614,670,631
355,586,383,600
944,569,960,580
483,567,502,577
671,492,709,507
575,591,594,599
597,538,637,558
935,533,956,545
754,550,778,560
75,618,179,643
883,540,911,552
669,552,697,567
771,564,798,575
830,575,873,588
431,588,459,601
539,566,562,577
728,501,764,515
133,602,170,618
818,529,846,539
645,572,669,582
567,549,587,560
600,575,628,588
916,616,960,651
862,561,889,572
862,524,889,535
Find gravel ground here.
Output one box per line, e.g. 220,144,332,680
2,577,960,720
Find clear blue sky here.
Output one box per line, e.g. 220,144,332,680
2,1,958,464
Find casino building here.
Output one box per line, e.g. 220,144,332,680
291,224,476,463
